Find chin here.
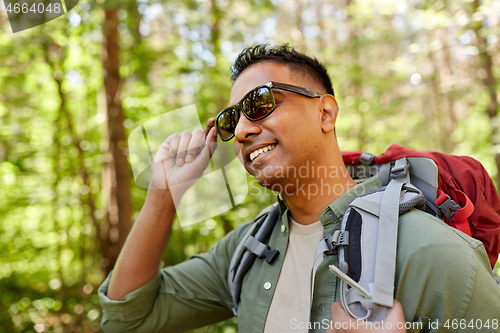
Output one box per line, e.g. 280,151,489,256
252,168,290,192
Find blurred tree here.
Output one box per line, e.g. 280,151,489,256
101,3,132,275
469,0,500,189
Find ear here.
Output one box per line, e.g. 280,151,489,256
319,95,338,134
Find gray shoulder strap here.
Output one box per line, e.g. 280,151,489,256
228,203,280,317
227,221,259,299
373,157,410,307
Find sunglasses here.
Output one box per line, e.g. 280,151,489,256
215,81,323,141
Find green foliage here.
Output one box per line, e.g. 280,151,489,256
1,0,500,332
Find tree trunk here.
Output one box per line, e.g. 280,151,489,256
471,0,500,189
102,8,132,273
437,28,457,153
426,35,450,153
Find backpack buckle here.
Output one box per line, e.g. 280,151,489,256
331,230,349,247
243,236,280,264
322,230,349,255
359,152,375,165
390,157,411,180
436,192,461,220
260,247,279,264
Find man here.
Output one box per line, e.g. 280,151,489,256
98,44,500,332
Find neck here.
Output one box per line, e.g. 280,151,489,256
282,158,357,225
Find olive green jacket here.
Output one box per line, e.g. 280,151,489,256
98,177,500,332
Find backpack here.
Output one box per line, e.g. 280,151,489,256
343,144,500,268
227,145,500,320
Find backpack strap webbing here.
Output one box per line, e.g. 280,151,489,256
373,157,410,307
228,203,280,317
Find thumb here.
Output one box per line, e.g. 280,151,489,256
330,302,352,322
385,300,405,322
328,302,356,332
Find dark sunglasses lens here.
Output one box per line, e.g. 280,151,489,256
217,108,238,140
242,87,274,120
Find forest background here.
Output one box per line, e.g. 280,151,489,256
1,0,500,332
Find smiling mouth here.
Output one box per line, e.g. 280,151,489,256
250,144,277,162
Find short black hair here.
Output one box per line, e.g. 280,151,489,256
230,44,334,96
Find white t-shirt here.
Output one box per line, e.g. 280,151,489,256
263,216,324,333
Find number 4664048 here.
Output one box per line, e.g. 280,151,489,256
5,2,62,14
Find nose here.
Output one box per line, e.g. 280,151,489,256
234,111,262,143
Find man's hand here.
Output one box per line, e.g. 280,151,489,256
326,301,407,333
150,118,218,197
107,118,217,301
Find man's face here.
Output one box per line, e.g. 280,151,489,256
229,61,327,189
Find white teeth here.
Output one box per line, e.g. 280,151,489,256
250,144,276,161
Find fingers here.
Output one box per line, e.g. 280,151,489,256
174,118,216,166
204,118,215,137
168,133,181,157
175,131,194,166
154,133,178,163
184,129,204,163
201,127,218,160
154,120,217,168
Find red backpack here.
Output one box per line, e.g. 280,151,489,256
228,144,500,318
342,144,500,268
